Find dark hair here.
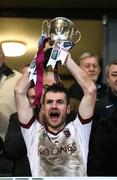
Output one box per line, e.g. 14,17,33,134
42,83,70,105
106,59,117,76
29,79,35,88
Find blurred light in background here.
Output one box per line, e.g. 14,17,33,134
2,41,27,57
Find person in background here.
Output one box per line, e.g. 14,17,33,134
0,114,13,177
87,59,117,176
15,52,96,176
3,80,36,176
68,52,107,111
91,108,117,176
0,78,35,177
93,58,117,120
0,44,22,140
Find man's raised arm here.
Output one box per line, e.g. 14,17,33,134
15,70,33,124
64,53,96,119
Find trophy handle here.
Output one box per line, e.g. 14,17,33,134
42,20,49,33
73,30,81,44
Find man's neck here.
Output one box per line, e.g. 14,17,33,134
47,123,66,134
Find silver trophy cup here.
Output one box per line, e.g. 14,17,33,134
42,17,81,46
42,17,81,69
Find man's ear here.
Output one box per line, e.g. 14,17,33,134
67,104,71,114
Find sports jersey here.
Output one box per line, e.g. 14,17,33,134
21,114,92,176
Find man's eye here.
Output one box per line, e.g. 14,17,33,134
46,100,52,104
84,65,90,68
111,73,117,76
57,100,64,104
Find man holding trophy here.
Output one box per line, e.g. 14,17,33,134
15,17,96,176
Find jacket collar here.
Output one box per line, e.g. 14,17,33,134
0,63,14,77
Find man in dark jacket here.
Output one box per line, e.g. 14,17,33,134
87,59,117,176
4,112,31,176
90,108,117,176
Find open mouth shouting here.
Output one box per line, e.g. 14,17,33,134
49,110,60,123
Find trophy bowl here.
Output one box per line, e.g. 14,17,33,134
48,17,74,42
42,17,81,45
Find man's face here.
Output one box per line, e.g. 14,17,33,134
80,57,101,82
42,91,70,133
107,64,117,95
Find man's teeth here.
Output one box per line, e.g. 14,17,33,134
50,111,59,117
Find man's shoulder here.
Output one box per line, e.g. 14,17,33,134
9,112,19,124
10,112,18,118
